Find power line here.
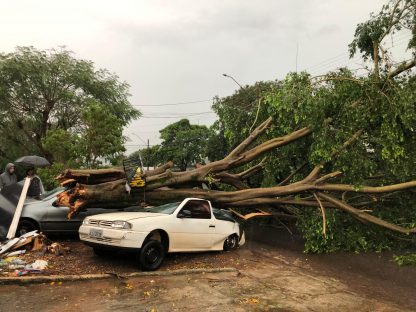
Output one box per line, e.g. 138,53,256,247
303,32,413,75
125,144,157,147
142,111,214,116
303,52,348,71
141,111,216,118
132,99,213,107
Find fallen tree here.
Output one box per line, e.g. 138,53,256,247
55,117,416,236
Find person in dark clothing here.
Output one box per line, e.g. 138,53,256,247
26,167,45,198
0,163,17,190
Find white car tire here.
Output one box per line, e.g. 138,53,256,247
139,240,165,271
223,234,239,251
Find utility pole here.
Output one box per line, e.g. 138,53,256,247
131,133,148,170
295,42,299,73
147,139,150,171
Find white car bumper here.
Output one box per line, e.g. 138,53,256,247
79,225,148,249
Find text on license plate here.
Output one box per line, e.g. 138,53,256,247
89,228,103,238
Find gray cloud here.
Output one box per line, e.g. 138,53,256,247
0,0,409,155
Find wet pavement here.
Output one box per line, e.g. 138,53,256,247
1,242,415,311
0,223,415,311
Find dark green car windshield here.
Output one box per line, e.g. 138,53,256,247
145,202,179,214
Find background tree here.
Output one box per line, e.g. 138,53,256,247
206,120,229,162
158,119,209,171
79,101,126,168
0,46,140,168
129,145,163,169
42,129,79,166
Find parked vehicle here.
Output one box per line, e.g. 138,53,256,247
79,198,245,270
17,187,139,235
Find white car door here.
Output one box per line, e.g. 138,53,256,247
169,199,216,251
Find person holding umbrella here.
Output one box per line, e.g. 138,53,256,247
25,167,45,198
0,163,17,190
15,155,50,198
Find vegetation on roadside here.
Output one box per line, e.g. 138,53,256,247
0,46,140,169
393,253,416,266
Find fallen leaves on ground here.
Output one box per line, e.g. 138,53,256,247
240,297,260,304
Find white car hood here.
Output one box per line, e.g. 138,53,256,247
87,212,167,222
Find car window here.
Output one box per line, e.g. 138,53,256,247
145,202,179,214
40,187,66,200
179,200,211,219
212,208,235,222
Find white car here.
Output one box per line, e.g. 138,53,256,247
79,198,245,270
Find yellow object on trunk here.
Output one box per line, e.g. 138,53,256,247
130,167,145,187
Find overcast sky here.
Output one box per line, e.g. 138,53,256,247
0,0,411,154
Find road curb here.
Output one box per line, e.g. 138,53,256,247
0,267,239,285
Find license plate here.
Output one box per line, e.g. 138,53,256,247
89,228,103,239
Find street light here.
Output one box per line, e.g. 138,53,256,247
222,73,243,89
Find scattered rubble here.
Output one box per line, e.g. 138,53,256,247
0,231,70,277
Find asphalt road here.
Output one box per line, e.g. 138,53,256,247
0,223,415,311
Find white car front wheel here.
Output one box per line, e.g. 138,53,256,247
223,234,239,251
139,240,165,271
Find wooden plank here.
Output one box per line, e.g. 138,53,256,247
7,177,31,239
0,238,19,256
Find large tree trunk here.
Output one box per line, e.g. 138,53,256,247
55,118,416,235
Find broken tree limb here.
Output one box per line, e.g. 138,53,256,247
313,193,327,237
315,181,416,193
236,158,266,180
226,117,272,159
278,162,308,186
143,124,312,191
229,208,272,220
144,161,173,177
317,192,416,235
57,168,125,185
387,59,416,79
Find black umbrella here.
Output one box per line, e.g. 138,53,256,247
15,155,51,167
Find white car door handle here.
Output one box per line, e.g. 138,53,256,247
209,225,215,228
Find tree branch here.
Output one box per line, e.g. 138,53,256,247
387,59,416,79
316,181,416,193
313,193,327,237
317,192,416,235
278,162,308,186
226,117,272,159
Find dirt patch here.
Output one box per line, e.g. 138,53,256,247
1,239,251,276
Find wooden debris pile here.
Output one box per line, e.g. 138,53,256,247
0,231,71,276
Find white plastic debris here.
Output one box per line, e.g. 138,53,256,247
25,259,48,271
5,250,26,257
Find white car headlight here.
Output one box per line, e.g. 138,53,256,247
111,220,132,229
83,219,90,225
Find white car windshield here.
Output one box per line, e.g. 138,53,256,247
145,202,179,214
